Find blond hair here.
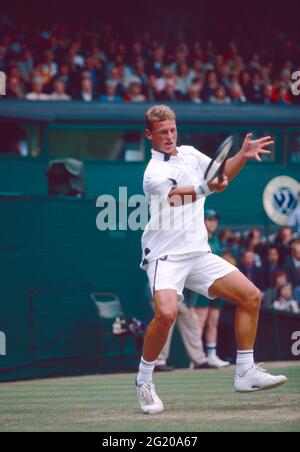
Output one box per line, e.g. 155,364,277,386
145,105,176,131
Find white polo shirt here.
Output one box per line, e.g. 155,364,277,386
141,146,213,268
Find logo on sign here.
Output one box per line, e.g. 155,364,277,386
273,186,298,216
263,176,299,225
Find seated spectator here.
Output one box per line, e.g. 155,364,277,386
262,83,274,105
187,81,203,103
220,228,234,252
249,53,262,73
231,55,245,76
146,74,160,102
159,79,183,102
232,234,243,260
8,65,26,92
229,81,247,104
52,64,77,97
278,86,292,105
41,50,58,86
68,45,85,68
82,56,103,94
205,40,217,66
202,70,219,101
130,57,148,92
209,85,231,104
176,63,194,97
147,46,165,77
263,270,289,308
6,76,24,99
25,79,50,100
123,74,143,92
224,41,239,64
169,48,188,74
130,41,145,64
110,53,132,80
261,246,282,290
105,66,125,97
219,64,231,90
280,68,293,91
288,192,300,235
153,66,175,96
78,77,96,102
273,284,300,314
274,226,293,265
49,80,71,100
124,81,146,102
284,239,300,304
238,250,263,289
240,70,253,100
260,66,272,86
29,64,44,87
249,72,263,103
17,49,34,83
242,228,267,267
190,58,205,81
99,81,122,102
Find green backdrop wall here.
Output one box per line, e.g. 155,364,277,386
0,194,299,382
0,195,149,380
0,157,299,227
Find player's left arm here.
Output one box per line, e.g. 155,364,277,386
224,133,274,181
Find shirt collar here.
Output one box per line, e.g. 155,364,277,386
151,148,180,162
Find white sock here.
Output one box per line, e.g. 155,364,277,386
236,350,254,376
207,343,217,359
136,357,157,386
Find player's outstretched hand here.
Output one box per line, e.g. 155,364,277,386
208,175,229,192
241,133,274,161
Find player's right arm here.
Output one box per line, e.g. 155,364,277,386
168,176,228,206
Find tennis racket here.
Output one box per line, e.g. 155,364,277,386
204,135,234,183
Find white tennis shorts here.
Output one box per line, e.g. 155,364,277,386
146,252,238,300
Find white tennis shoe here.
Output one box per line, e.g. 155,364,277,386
208,355,231,369
135,379,164,414
234,364,287,393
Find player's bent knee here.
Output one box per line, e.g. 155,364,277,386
243,288,262,312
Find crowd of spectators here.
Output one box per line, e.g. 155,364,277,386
1,13,300,105
217,226,300,314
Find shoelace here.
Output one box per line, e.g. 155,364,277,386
140,383,155,405
237,362,268,378
254,363,267,373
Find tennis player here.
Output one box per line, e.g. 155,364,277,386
136,105,287,414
